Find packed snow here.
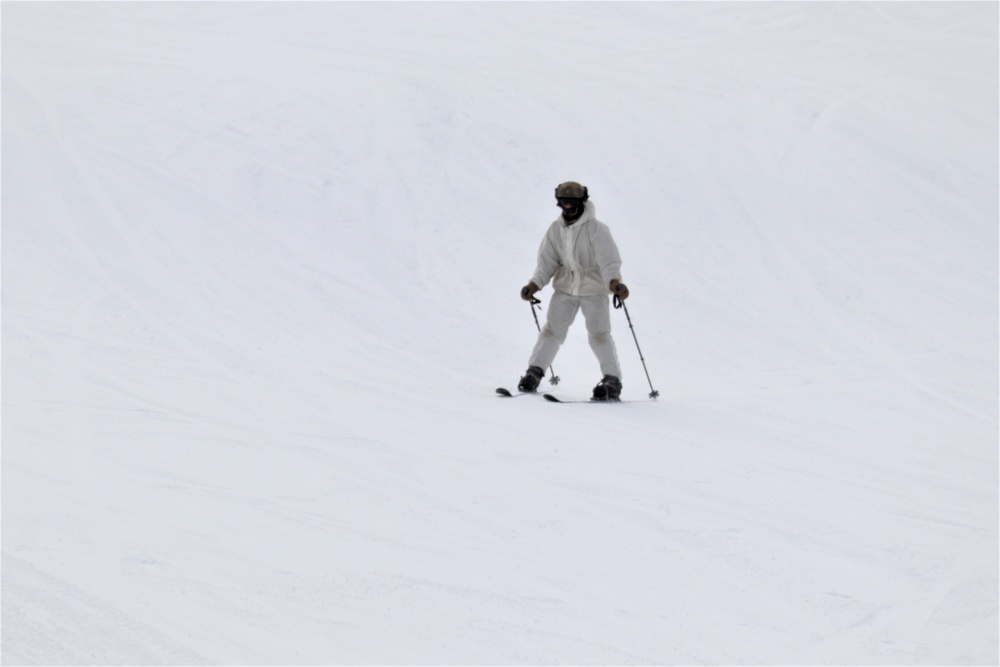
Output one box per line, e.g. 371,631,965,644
2,2,997,665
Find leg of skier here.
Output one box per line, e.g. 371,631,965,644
526,290,580,377
580,294,623,399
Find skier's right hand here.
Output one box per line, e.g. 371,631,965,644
520,282,540,301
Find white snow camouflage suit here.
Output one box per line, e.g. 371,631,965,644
526,200,623,379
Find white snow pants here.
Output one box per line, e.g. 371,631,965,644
528,291,622,379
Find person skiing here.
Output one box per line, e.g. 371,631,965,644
517,181,629,400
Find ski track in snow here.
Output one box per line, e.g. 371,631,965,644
2,3,997,665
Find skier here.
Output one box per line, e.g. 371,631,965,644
517,181,630,400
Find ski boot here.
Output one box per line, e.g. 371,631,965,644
517,366,545,393
592,375,622,401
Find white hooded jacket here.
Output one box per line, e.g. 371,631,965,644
529,200,622,297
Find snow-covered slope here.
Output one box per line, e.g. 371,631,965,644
3,3,997,664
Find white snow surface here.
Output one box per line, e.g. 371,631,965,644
2,3,997,665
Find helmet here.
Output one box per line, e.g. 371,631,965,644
554,181,589,222
555,181,588,199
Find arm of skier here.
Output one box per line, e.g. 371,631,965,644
524,228,560,298
594,224,626,297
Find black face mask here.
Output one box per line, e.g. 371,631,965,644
557,198,585,222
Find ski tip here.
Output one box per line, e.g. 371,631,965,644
496,387,513,397
542,393,561,402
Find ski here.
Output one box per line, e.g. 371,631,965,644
543,393,623,404
498,388,625,402
496,387,536,398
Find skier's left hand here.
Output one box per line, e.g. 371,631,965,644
610,279,629,300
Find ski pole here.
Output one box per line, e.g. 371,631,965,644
529,296,560,385
613,295,659,399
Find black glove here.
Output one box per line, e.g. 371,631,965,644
609,279,629,300
520,282,540,301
